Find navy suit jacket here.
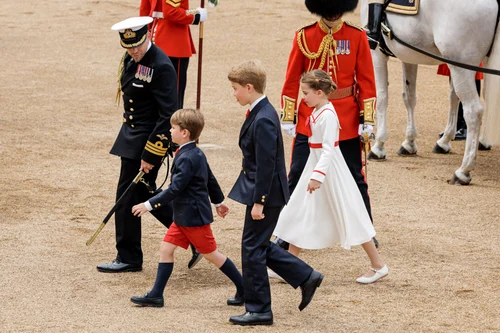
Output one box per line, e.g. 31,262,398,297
149,142,224,227
229,97,290,207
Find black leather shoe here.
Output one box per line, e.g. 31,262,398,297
188,244,203,269
97,259,142,273
229,311,273,326
130,292,164,307
227,292,244,306
298,270,324,311
454,128,467,141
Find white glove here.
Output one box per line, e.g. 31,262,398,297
281,123,296,137
197,8,208,22
208,0,219,7
358,124,374,137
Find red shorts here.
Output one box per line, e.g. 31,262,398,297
163,222,217,254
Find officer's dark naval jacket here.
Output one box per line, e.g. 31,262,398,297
110,43,178,165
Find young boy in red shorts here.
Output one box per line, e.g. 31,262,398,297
130,108,244,308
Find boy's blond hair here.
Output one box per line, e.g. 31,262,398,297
227,60,267,93
170,109,205,141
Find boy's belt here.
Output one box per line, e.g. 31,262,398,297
328,84,355,100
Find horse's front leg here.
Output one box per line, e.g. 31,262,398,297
369,49,389,160
433,79,458,154
398,63,418,155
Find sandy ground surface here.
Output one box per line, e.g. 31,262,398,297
1,0,499,332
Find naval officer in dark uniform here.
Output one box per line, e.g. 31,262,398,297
97,16,200,273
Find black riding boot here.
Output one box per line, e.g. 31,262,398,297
367,3,384,50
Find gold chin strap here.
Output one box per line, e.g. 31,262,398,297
296,18,343,82
115,51,128,106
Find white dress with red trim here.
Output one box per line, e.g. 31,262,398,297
274,103,375,250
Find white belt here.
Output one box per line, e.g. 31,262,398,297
152,11,163,18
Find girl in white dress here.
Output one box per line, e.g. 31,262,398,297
273,70,388,284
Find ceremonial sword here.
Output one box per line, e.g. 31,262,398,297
86,170,145,246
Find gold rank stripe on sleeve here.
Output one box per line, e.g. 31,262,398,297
165,0,181,8
281,96,297,123
145,141,168,156
363,98,377,125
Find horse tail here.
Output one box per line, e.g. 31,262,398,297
482,15,500,146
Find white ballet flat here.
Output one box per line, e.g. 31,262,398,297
267,269,285,283
356,265,389,284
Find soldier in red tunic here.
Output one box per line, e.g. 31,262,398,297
140,0,208,108
278,0,378,248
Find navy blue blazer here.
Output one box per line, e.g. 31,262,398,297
149,142,224,227
228,97,290,207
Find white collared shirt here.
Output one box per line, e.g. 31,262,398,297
248,95,267,114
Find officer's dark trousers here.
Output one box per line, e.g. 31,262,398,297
242,205,313,313
288,134,373,221
169,57,189,109
115,158,173,265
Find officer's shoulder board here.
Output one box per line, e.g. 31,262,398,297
344,21,364,31
296,21,316,32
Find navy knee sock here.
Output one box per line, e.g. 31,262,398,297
219,258,243,295
149,262,174,297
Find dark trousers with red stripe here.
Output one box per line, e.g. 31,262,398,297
288,133,373,221
169,57,189,109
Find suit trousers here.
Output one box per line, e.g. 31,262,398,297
242,205,313,313
115,158,173,264
288,134,373,221
169,57,189,109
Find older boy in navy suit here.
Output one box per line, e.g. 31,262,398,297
227,60,324,326
130,109,244,308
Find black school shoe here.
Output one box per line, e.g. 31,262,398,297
229,311,273,326
227,292,244,306
130,293,164,307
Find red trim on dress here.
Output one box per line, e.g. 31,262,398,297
313,169,326,176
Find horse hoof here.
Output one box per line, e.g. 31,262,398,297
448,173,471,185
478,142,492,151
397,146,416,156
432,143,449,154
367,151,386,160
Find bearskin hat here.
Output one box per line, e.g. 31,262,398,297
305,0,359,19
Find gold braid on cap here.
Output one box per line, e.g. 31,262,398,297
115,51,128,106
296,18,343,81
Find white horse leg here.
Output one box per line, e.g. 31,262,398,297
398,63,418,155
368,50,389,160
433,80,459,154
447,68,482,185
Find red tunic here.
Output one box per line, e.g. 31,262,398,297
437,63,484,80
140,0,196,58
282,20,376,141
